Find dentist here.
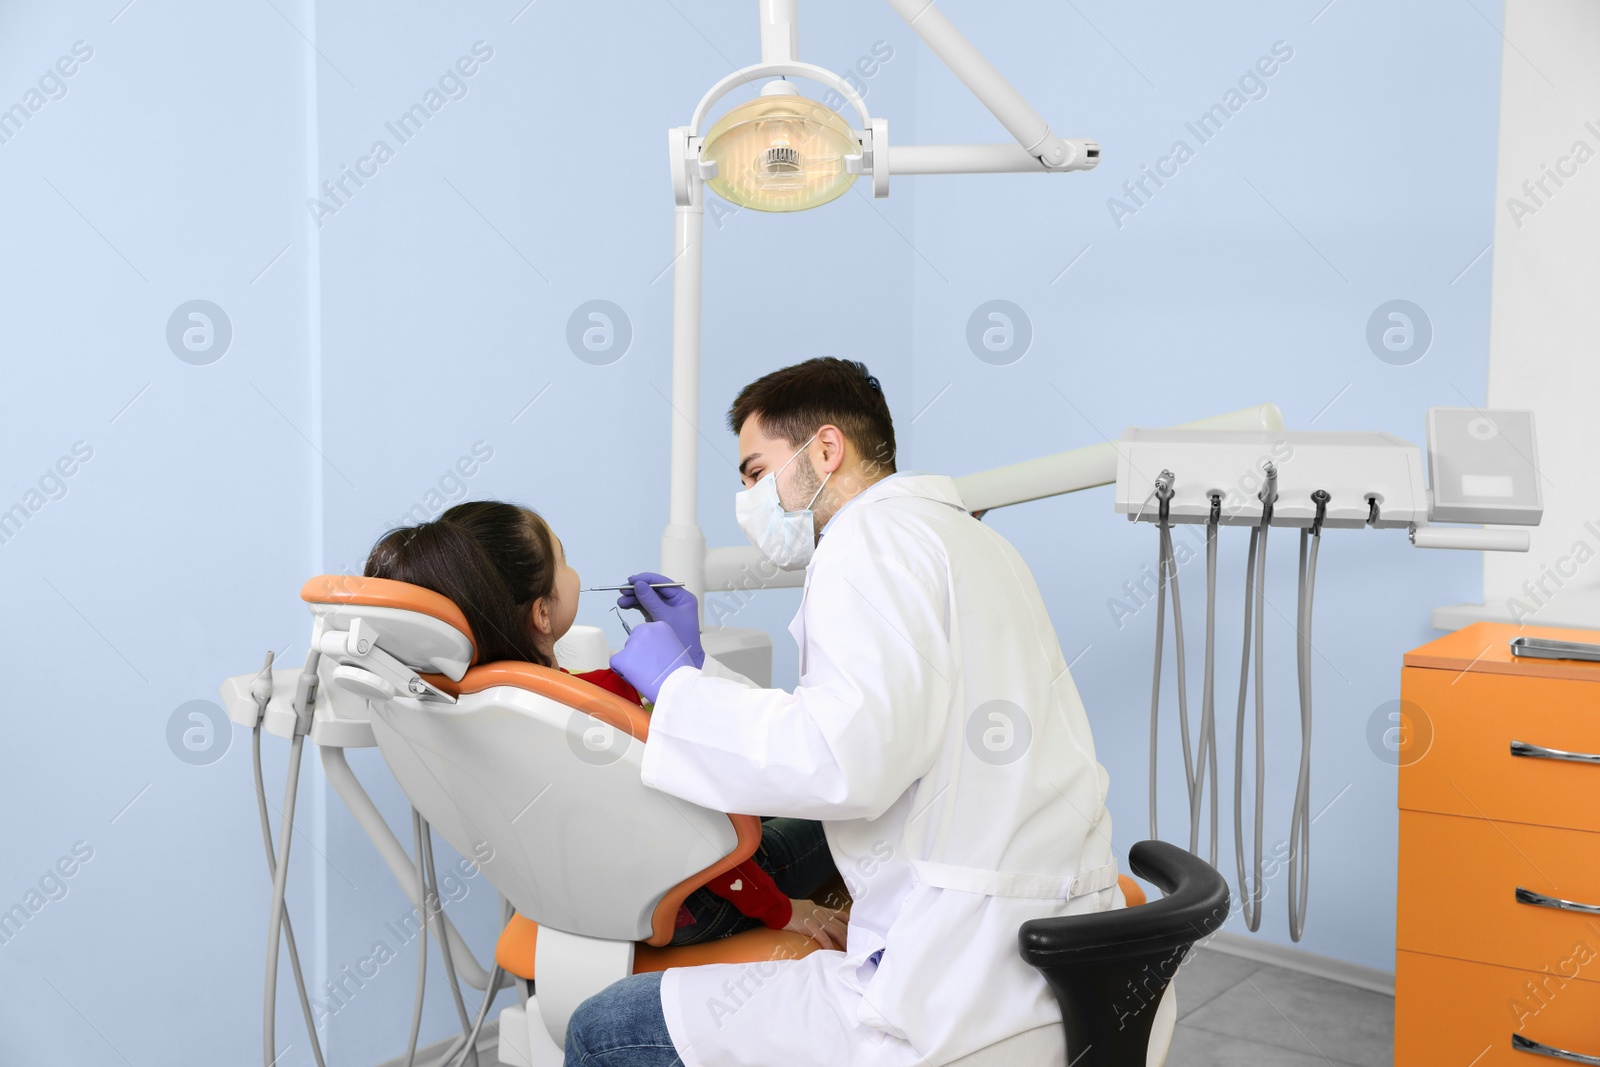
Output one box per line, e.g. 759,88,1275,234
567,358,1118,1067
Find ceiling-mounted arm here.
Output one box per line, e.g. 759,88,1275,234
889,144,1083,175
760,0,798,63
886,0,1098,172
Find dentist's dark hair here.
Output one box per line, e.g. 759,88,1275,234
363,500,559,667
728,357,897,474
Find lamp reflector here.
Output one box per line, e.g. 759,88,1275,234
701,95,859,212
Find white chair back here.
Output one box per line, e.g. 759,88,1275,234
368,681,738,942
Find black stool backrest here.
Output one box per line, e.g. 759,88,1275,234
1018,840,1231,1067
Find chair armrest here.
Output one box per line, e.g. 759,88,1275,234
1018,841,1229,967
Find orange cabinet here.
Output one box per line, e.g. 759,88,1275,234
1397,622,1600,1065
1399,668,1600,833
1397,810,1600,975
1396,951,1600,1065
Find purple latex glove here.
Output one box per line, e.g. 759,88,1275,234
617,571,704,668
609,621,699,704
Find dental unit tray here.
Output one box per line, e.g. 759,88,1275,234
1510,637,1600,663
1114,415,1541,551
1114,429,1425,528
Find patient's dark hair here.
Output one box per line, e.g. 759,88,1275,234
727,357,897,474
364,500,559,668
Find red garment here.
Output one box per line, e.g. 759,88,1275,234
571,666,642,705
567,667,794,931
696,858,793,929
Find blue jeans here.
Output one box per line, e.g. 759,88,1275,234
565,819,837,1065
564,971,678,1067
670,816,836,946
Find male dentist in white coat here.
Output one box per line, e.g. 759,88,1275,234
569,357,1119,1067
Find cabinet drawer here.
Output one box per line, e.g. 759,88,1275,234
1397,950,1600,1065
1400,665,1600,833
1398,810,1600,977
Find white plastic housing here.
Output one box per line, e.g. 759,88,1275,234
498,1000,564,1067
553,624,611,673
700,626,774,686
219,662,380,748
1114,428,1428,529
306,601,474,680
1426,407,1543,525
532,927,636,1048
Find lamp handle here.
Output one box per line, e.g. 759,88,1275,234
688,61,873,134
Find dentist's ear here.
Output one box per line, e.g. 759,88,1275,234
814,424,848,474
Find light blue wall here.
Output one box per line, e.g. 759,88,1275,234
0,1,322,1063
0,0,1500,1061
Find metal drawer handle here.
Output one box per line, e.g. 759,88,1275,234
1517,887,1600,915
1513,1033,1600,1063
1511,740,1600,765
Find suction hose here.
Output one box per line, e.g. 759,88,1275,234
253,731,326,1067
263,649,325,1067
1287,490,1328,941
1148,473,1196,843
1232,465,1275,932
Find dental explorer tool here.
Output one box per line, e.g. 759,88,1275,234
585,582,686,593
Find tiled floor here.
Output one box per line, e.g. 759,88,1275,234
1166,948,1394,1067
473,946,1392,1067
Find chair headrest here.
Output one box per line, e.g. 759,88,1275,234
301,575,477,681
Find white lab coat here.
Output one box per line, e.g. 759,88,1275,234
638,473,1118,1067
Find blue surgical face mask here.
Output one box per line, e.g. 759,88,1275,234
735,432,832,571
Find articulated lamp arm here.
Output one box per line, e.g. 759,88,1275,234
885,0,1099,173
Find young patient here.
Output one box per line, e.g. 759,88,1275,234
364,500,848,949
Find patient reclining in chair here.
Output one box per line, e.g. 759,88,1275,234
363,499,849,949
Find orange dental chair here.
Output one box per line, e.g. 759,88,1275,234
230,575,1198,1066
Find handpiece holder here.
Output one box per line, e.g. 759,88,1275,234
1115,411,1541,554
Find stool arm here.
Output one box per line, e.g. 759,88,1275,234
1016,841,1231,1067
1018,841,1229,966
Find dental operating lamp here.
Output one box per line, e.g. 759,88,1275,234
662,0,1100,620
